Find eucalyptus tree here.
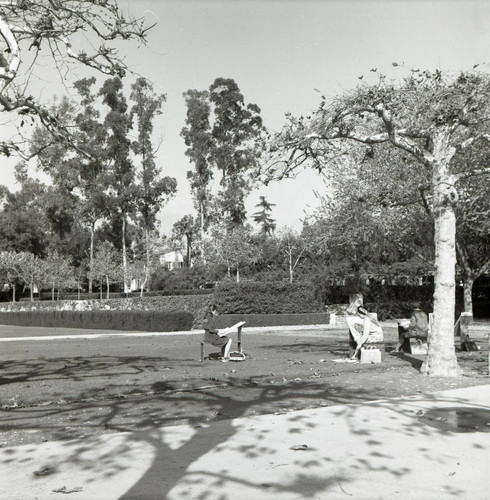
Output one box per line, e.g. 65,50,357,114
182,78,264,230
130,77,177,288
99,77,136,293
181,89,213,255
209,78,264,226
263,68,490,377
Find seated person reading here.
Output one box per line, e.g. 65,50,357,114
202,305,232,362
346,303,383,358
394,307,428,352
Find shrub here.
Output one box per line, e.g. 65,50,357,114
212,281,323,314
149,264,222,291
0,310,194,331
213,312,330,328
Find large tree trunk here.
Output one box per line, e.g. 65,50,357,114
421,155,461,377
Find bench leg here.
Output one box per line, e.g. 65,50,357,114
238,326,242,353
200,342,204,362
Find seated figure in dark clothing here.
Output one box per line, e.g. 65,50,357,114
202,304,232,362
394,307,429,352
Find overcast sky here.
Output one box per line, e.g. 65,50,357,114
2,0,489,234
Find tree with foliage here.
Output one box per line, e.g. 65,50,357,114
72,77,111,292
264,68,490,377
0,1,151,158
43,250,76,301
172,215,196,267
0,165,48,256
181,89,213,255
182,78,264,230
0,250,21,301
205,225,256,282
278,227,307,283
29,81,108,290
91,241,121,299
0,251,43,301
209,78,264,226
130,77,177,289
451,138,490,313
308,147,434,277
253,196,276,237
99,77,136,293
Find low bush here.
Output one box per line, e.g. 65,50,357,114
214,313,330,328
212,281,323,314
363,302,431,321
0,310,194,332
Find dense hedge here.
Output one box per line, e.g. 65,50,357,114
214,313,330,328
0,295,211,329
212,281,323,314
28,289,213,302
0,310,194,331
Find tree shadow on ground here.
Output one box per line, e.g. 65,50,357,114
1,369,488,499
1,333,488,498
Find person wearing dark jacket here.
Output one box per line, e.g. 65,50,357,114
202,305,232,362
394,307,429,352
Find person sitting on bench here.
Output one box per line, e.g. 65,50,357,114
394,306,429,352
202,304,232,362
346,304,383,359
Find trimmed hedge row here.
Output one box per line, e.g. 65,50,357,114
0,310,194,331
31,289,213,301
214,313,330,328
212,281,323,314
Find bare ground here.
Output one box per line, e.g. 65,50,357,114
0,325,488,448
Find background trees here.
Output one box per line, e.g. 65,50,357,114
253,196,276,237
181,78,264,248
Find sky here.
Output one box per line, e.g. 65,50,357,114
1,0,490,235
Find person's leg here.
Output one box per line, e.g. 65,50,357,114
346,316,362,344
222,338,232,360
393,332,405,352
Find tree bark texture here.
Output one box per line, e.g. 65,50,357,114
421,153,461,377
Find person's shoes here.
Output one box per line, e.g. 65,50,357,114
221,357,229,362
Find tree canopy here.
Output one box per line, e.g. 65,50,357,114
262,67,490,377
0,0,152,158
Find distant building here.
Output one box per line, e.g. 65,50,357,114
160,250,184,270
